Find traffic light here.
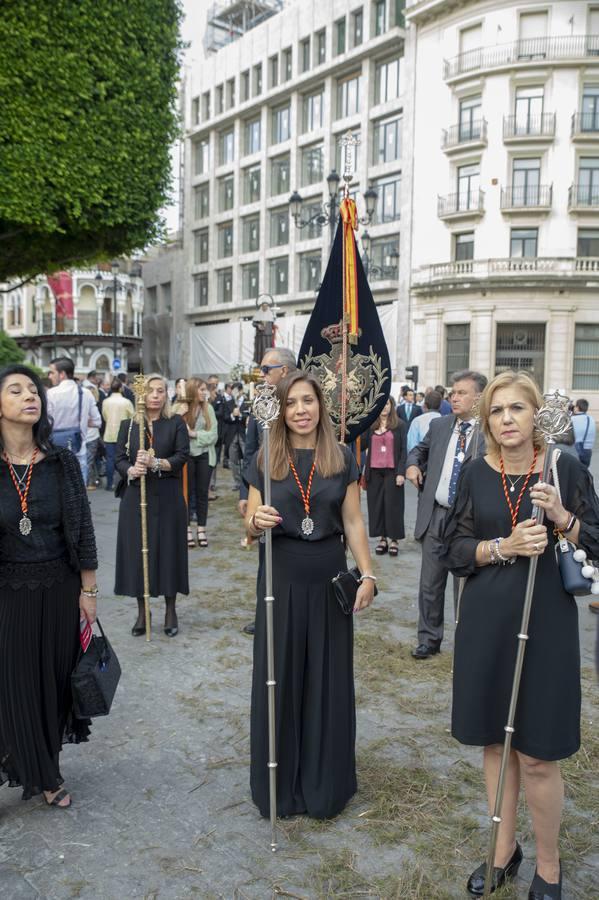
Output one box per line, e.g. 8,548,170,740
405,365,419,391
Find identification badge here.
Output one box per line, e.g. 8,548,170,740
381,445,387,452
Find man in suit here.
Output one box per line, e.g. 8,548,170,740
398,389,422,426
406,369,487,659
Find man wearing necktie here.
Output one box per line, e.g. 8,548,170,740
398,389,422,427
406,370,487,659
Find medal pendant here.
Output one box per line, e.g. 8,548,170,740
19,515,32,536
457,451,465,463
510,485,515,493
301,516,314,536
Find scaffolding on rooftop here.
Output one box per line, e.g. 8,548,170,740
205,0,284,53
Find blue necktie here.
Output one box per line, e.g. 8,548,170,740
406,404,411,418
448,422,471,506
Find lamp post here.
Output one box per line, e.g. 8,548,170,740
360,231,399,281
111,260,120,369
289,171,377,250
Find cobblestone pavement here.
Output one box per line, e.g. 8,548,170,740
0,465,597,899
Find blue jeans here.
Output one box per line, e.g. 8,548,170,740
105,442,117,489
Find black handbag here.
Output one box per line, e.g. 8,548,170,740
551,450,593,597
331,566,378,615
71,619,122,719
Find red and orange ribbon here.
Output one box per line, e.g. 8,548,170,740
340,196,359,345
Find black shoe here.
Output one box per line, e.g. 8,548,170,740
411,643,440,659
132,614,150,636
164,609,179,637
528,863,562,899
164,624,178,637
467,842,523,896
243,621,255,635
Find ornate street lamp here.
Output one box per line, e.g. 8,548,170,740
111,260,120,369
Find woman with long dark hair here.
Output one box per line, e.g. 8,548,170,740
184,378,217,548
363,396,407,557
114,374,189,637
245,371,375,819
0,365,98,808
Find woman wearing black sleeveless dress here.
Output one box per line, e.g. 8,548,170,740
441,371,599,900
0,365,98,809
245,372,375,820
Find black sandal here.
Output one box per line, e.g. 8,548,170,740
45,788,72,808
375,540,388,555
389,542,399,557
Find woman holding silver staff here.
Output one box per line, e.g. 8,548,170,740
114,374,189,637
245,371,375,820
440,371,599,899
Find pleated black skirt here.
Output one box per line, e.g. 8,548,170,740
366,467,405,539
0,559,90,799
250,535,356,820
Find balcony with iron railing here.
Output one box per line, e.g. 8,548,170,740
438,189,485,220
442,119,487,153
444,35,599,82
568,184,599,212
571,112,599,140
40,313,139,337
412,256,599,289
503,113,556,142
500,184,552,213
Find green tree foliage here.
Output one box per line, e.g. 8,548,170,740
0,0,182,281
0,331,26,367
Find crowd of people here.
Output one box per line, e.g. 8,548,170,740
0,352,597,900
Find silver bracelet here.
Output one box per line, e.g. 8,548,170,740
151,457,161,475
495,537,516,566
360,573,377,583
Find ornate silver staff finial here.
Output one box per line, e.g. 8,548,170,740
339,130,360,196
534,390,571,444
252,382,280,428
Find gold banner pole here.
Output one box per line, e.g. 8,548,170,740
133,374,152,642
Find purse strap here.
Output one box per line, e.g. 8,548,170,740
550,448,562,505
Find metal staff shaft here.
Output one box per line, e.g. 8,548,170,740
482,439,555,899
133,375,152,642
262,421,278,852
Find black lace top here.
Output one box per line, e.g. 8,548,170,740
0,457,67,563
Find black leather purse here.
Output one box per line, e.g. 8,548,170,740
71,619,122,719
551,450,593,597
331,567,378,615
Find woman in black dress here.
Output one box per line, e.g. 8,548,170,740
0,365,98,808
363,396,407,556
245,371,375,819
114,374,189,637
441,371,599,900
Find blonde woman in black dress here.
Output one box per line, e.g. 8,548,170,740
441,371,599,900
245,371,375,820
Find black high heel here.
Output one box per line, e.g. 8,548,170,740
528,863,562,900
164,597,178,637
467,842,523,896
132,599,151,636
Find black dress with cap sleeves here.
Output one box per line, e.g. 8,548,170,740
247,445,361,818
440,452,599,760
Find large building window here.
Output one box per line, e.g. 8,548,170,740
218,174,234,212
374,0,387,35
337,73,362,118
373,116,401,164
193,274,208,307
300,253,322,291
194,138,209,176
302,200,324,238
374,174,401,222
271,154,290,196
581,84,599,132
454,232,474,261
241,70,250,102
352,7,363,46
302,89,324,132
457,162,480,210
301,143,324,186
300,37,311,73
573,324,599,390
215,84,224,115
242,263,260,300
253,64,262,96
269,257,289,295
316,29,326,65
217,268,233,303
368,236,399,280
244,165,261,204
446,325,471,384
218,222,233,258
146,286,157,314
577,228,599,256
272,104,291,143
511,157,541,206
459,95,482,141
194,184,209,219
269,55,279,89
194,229,209,265
202,91,210,121
219,128,234,165
576,157,599,205
495,324,546,386
226,78,235,109
510,228,538,258
282,47,292,81
242,215,260,253
270,208,289,247
514,85,544,135
375,57,402,104
245,117,261,155
335,18,346,55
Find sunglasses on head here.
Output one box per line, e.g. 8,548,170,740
260,364,284,375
